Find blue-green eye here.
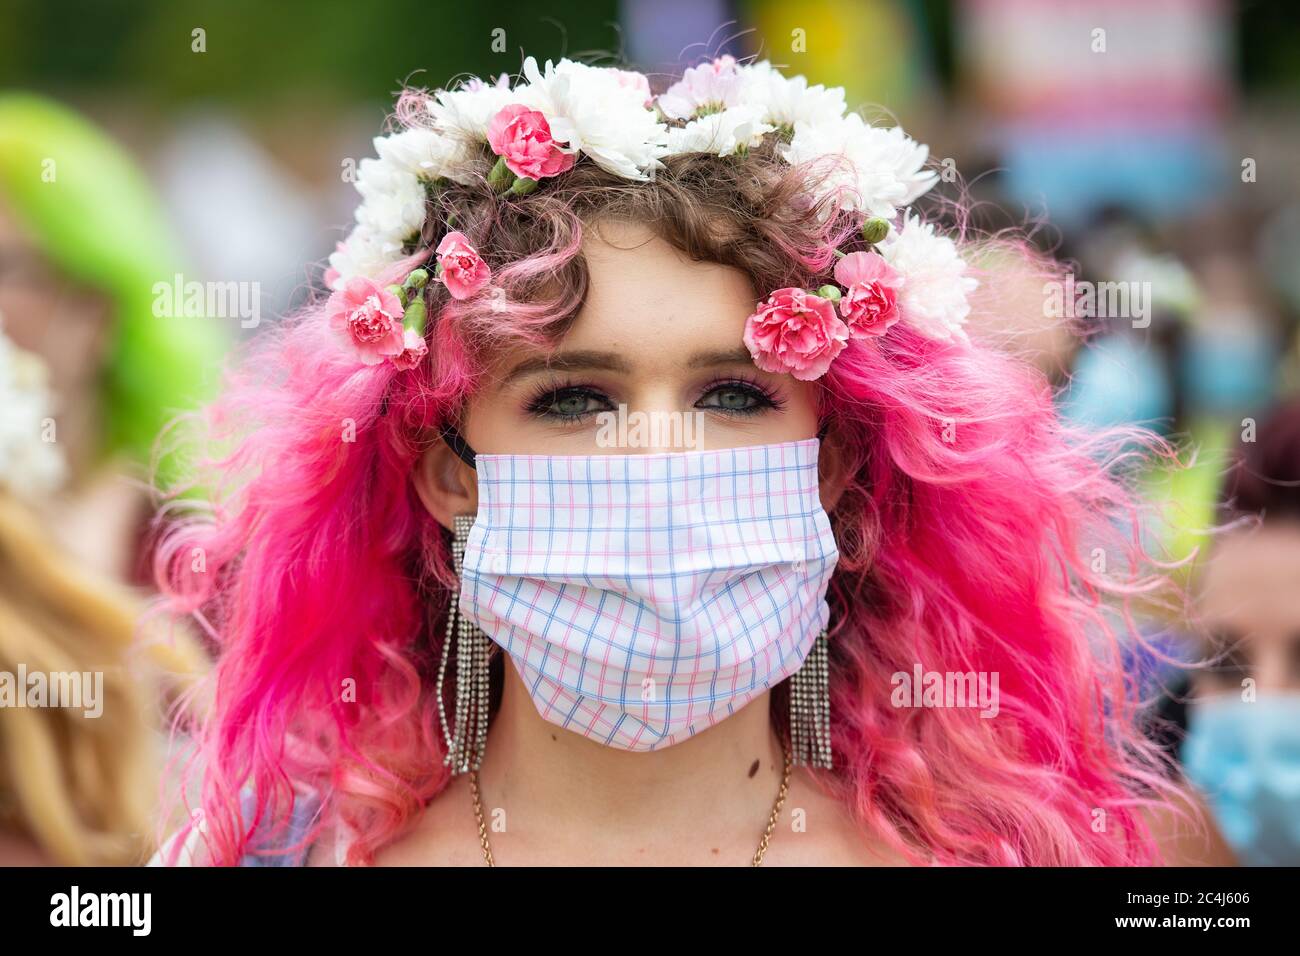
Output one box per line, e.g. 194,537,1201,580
696,381,779,416
526,386,614,421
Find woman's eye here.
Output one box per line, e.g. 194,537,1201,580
529,387,612,420
696,383,775,415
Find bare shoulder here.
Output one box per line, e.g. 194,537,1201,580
313,776,482,867
762,768,915,867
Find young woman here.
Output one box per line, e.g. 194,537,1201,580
153,55,1214,866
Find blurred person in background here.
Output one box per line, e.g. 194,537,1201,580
0,93,228,584
1054,201,1292,574
0,318,208,866
1182,397,1300,866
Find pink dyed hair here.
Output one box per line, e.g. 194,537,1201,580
153,84,1197,867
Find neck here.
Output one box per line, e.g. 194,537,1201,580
475,657,787,862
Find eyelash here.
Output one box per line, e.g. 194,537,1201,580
523,381,613,421
696,375,786,417
523,376,784,422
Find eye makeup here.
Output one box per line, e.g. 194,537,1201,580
693,374,786,417
519,373,787,424
522,378,616,422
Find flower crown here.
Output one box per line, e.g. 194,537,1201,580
0,317,65,498
326,55,977,380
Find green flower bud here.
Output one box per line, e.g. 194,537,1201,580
816,284,842,302
860,217,889,245
386,284,408,307
509,176,539,196
487,156,513,192
403,268,430,291
403,298,427,336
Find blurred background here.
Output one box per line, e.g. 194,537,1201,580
0,0,1297,865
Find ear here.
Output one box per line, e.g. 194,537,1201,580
412,437,479,531
817,427,853,513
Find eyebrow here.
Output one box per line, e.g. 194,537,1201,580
685,346,755,369
502,346,756,383
502,350,633,383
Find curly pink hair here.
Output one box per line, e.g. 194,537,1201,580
153,85,1194,867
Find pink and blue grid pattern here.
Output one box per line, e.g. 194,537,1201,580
459,438,839,751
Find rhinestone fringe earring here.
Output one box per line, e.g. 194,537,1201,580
435,514,492,775
789,629,832,769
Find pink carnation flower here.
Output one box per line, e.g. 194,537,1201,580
326,277,405,365
435,231,492,300
391,327,429,371
834,251,902,338
486,103,576,181
742,287,849,381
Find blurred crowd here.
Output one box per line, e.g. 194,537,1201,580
0,0,1297,865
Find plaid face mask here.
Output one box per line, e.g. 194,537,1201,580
458,437,839,751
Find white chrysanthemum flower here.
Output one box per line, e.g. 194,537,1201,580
374,126,470,184
608,68,653,107
465,73,512,92
878,214,978,342
782,113,937,219
664,104,775,157
427,79,519,145
657,55,744,120
354,156,426,247
517,57,668,181
737,61,847,128
329,132,447,286
0,322,66,498
328,226,403,287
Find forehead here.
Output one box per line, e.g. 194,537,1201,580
561,219,757,361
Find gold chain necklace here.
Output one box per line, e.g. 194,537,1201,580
469,738,793,866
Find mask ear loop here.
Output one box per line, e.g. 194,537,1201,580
440,425,477,469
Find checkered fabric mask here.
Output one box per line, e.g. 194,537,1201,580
458,437,839,751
